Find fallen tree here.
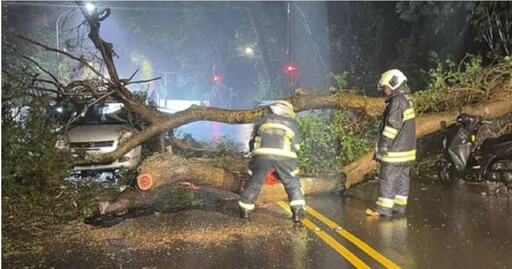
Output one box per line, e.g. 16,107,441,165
99,98,512,215
3,2,511,215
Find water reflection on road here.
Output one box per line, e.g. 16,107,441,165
175,121,253,151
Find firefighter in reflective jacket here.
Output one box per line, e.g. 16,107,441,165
367,69,416,217
239,100,305,222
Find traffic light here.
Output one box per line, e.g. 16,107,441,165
284,63,296,75
213,75,223,83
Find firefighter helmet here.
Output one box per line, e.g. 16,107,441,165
378,69,407,91
270,100,295,117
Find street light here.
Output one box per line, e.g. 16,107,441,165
85,2,96,12
244,47,254,57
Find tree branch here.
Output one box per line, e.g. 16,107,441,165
12,48,63,90
169,129,220,156
124,76,162,85
63,90,116,131
3,70,62,94
9,31,111,82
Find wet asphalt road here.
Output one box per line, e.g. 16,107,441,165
10,178,511,269
103,179,511,269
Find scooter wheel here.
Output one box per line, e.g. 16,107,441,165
438,160,452,184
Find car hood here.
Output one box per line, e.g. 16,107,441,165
67,124,133,143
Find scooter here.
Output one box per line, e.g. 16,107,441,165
437,113,512,187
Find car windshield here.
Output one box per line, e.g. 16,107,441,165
78,103,127,125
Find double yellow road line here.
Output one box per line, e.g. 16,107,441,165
276,201,401,269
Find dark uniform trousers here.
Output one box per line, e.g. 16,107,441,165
376,163,411,215
240,156,303,206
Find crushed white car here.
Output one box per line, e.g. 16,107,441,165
56,102,142,172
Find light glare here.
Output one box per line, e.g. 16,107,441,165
85,3,95,12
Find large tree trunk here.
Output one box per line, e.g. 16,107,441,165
99,99,512,215
343,99,512,188
77,83,509,166
75,90,387,165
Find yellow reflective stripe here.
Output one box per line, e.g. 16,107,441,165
382,126,398,139
386,149,416,157
394,195,408,205
253,148,298,158
384,126,399,135
259,123,295,139
254,136,261,149
290,168,299,176
238,201,255,210
387,150,416,157
294,144,301,151
403,108,415,121
382,154,416,163
394,199,407,206
376,201,394,208
382,126,399,139
377,197,394,208
403,113,415,121
382,131,396,139
290,199,305,206
284,136,292,151
259,123,295,151
382,149,416,162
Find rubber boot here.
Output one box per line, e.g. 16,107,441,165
366,208,392,217
392,205,406,215
239,206,251,219
291,206,305,223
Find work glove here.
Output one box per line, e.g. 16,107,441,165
242,151,253,159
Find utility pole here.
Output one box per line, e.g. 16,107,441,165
286,2,294,96
161,71,177,108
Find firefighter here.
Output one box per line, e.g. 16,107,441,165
239,100,305,222
366,69,416,217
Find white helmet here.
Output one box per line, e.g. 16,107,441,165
378,69,407,91
270,100,295,117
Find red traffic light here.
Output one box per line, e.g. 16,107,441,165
284,63,296,75
213,75,223,83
